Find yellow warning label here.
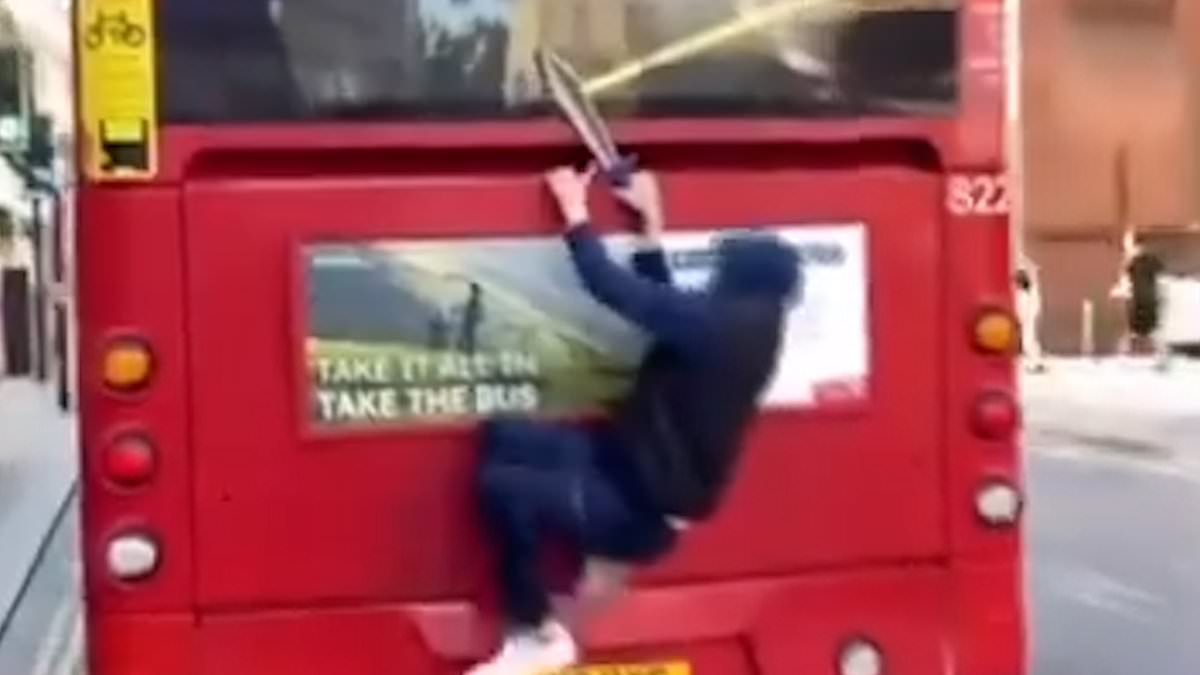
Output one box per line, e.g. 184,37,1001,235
77,0,158,181
557,663,691,675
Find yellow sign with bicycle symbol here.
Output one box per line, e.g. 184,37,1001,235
76,0,158,181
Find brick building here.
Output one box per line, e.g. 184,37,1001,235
1021,0,1200,353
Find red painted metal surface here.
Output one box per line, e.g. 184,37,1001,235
77,188,195,614
183,167,944,610
86,565,1006,675
76,161,1022,673
88,613,196,675
76,2,1023,672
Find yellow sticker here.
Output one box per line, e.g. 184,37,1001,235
556,662,692,675
77,0,158,181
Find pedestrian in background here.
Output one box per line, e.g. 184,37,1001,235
1014,255,1046,373
1112,231,1169,369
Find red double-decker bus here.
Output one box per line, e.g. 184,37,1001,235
76,1,1024,674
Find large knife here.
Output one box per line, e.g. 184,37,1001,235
536,47,636,187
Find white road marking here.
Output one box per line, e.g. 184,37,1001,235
51,613,84,675
1043,562,1165,624
1030,442,1200,485
30,595,77,675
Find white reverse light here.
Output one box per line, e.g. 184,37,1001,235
106,533,160,581
839,638,884,675
976,481,1023,527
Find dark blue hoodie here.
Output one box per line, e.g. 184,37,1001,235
565,225,801,520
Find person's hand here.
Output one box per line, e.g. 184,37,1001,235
612,171,664,237
545,165,596,227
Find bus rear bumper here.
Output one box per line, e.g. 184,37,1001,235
87,561,1025,675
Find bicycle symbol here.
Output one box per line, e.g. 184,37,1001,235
85,11,147,50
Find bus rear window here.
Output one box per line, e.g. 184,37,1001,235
160,0,959,124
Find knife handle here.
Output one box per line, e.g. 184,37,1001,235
604,155,638,189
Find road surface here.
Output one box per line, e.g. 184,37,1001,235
1026,359,1200,675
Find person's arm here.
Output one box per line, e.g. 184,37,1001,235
545,166,709,351
631,239,672,285
565,223,707,351
618,172,674,286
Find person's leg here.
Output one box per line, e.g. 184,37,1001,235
553,555,635,629
1123,299,1140,355
1152,295,1171,370
480,417,591,472
558,453,677,628
1022,306,1046,372
1130,296,1159,357
469,424,674,673
1153,327,1172,371
477,463,584,629
470,439,592,675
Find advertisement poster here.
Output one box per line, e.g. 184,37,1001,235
304,225,869,428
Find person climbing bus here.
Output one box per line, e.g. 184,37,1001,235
469,166,803,675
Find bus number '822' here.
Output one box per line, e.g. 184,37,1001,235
947,174,1010,217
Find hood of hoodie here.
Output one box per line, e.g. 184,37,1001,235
711,233,803,303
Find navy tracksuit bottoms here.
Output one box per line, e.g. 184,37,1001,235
476,418,677,627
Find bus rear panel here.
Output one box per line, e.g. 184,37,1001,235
76,1,1024,674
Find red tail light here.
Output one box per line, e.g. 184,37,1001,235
103,434,157,488
971,391,1019,440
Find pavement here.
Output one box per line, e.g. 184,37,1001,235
0,378,77,644
0,496,80,675
1024,357,1200,675
1023,356,1200,484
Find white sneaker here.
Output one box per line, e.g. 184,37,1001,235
466,620,578,675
